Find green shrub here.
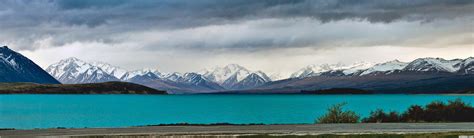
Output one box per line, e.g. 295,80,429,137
362,98,474,123
316,103,360,123
402,105,424,122
362,109,401,123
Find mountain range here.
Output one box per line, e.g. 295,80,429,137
45,58,272,93
1,45,471,94
44,56,473,94
254,57,474,94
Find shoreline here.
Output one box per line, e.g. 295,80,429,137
2,123,474,137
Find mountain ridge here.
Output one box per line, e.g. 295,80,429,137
45,56,473,94
45,59,272,93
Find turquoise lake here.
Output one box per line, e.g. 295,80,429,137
1,94,474,129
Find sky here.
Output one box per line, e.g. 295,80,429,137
1,0,473,77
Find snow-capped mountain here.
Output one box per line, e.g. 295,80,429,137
403,58,463,73
458,57,474,74
290,62,374,78
162,72,184,81
290,64,341,78
91,62,128,79
125,71,161,82
45,56,472,93
202,64,252,84
121,69,161,81
357,60,408,76
177,73,224,90
231,73,271,89
46,57,118,84
341,62,375,75
46,57,228,93
0,46,59,84
202,64,271,89
291,57,473,79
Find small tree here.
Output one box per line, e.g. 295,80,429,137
402,105,425,122
362,109,401,123
316,103,360,123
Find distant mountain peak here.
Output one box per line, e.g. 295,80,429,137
47,57,120,84
203,64,252,84
357,60,408,76
290,62,367,78
404,57,463,73
231,72,270,89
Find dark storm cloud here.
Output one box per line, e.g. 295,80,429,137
0,0,473,50
31,0,474,27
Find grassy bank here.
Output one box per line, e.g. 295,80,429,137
0,81,167,94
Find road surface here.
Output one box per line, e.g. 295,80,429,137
2,123,474,137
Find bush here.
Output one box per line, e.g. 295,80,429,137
401,105,424,122
316,103,360,123
362,98,474,123
362,109,401,123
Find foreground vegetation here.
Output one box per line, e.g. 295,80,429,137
317,98,474,123
72,132,474,138
241,132,474,138
316,103,360,123
363,98,474,123
0,81,166,94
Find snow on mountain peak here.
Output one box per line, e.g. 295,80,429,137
359,60,408,75
404,57,463,72
290,64,333,78
120,68,161,81
0,46,60,84
203,64,252,84
91,62,128,79
0,47,20,69
163,72,184,81
290,62,372,78
46,57,92,80
341,61,375,75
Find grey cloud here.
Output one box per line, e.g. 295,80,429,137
4,0,473,28
0,0,473,51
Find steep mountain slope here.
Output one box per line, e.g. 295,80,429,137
0,46,59,84
46,57,119,84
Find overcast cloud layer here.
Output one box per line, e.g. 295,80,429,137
1,0,473,76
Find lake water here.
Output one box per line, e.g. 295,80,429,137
1,94,474,129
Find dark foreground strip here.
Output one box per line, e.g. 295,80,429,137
2,123,474,137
